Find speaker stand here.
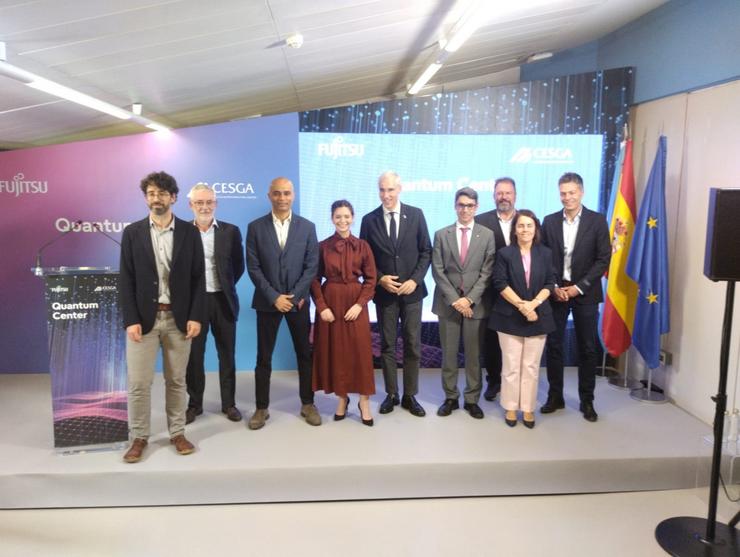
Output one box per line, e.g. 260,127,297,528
655,281,738,555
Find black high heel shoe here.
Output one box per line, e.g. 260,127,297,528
334,396,350,421
505,411,517,427
523,412,535,429
358,401,374,427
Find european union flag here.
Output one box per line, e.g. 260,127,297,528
626,136,669,369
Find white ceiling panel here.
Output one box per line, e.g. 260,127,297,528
0,0,666,149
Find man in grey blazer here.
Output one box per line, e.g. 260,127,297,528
245,177,321,429
432,187,496,419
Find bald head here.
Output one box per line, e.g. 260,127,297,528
268,176,295,218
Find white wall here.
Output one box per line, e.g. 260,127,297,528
631,79,740,424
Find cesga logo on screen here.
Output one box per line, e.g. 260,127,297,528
94,285,117,292
510,147,574,165
201,181,256,199
317,136,365,159
0,173,49,197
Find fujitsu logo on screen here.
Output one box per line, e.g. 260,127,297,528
0,173,49,197
201,181,256,199
510,147,574,165
317,136,365,159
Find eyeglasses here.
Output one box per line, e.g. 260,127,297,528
192,200,216,207
456,203,477,210
146,190,171,199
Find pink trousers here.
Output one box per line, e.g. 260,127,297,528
498,332,547,413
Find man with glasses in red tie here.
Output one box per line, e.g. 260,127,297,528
431,187,495,419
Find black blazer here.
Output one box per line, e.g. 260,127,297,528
359,203,432,306
213,220,245,321
476,209,511,309
119,216,206,334
475,209,509,252
488,243,556,337
245,212,319,312
541,206,611,305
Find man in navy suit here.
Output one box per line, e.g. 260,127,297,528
185,183,245,424
119,171,206,463
540,172,611,422
360,171,432,417
245,177,320,429
475,177,518,401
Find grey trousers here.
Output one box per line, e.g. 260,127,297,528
376,300,422,396
126,311,191,440
438,313,485,404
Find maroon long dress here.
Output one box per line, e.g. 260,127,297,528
311,233,377,396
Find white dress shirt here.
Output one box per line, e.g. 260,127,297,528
149,216,174,304
272,211,292,249
197,219,222,293
383,203,401,237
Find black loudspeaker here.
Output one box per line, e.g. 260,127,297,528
703,188,740,282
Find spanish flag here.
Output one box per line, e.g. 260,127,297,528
601,138,638,356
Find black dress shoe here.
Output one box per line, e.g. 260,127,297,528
463,402,484,419
401,395,426,417
483,384,500,402
378,394,400,414
223,406,243,422
437,398,459,417
580,401,598,422
185,407,203,424
540,396,565,414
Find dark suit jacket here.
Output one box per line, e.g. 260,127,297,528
359,203,432,306
475,209,510,251
488,243,556,337
119,216,206,334
212,220,245,321
476,209,513,310
541,206,611,305
245,212,319,312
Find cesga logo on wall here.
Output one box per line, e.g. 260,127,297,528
49,285,69,293
510,147,574,165
201,181,256,200
317,136,365,159
0,173,49,197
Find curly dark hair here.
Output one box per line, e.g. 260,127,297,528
140,171,179,196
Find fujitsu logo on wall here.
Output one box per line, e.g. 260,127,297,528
49,285,69,293
510,147,574,165
201,181,256,199
0,173,49,197
317,136,365,159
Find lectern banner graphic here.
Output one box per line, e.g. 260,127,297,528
45,271,128,449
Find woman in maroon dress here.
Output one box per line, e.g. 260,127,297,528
311,200,377,426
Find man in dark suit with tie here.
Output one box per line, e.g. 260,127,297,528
432,187,495,419
119,171,206,463
245,177,321,429
540,172,611,422
185,184,245,424
359,171,432,417
475,177,517,401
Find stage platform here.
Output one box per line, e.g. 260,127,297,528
0,369,713,509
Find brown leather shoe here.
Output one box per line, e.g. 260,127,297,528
300,403,322,426
123,438,147,463
170,434,195,455
223,406,242,422
248,408,270,430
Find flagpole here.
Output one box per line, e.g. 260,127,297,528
607,348,642,391
655,281,737,555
